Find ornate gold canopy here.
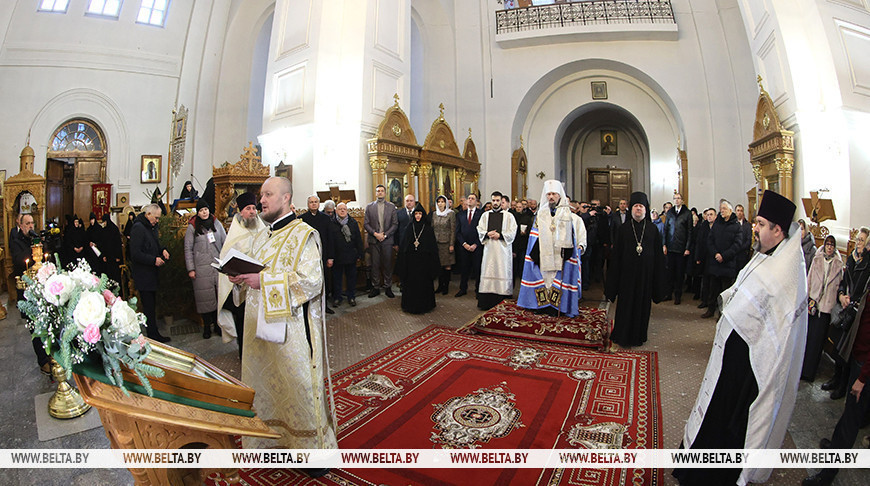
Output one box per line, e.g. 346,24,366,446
4,145,47,300
419,105,479,209
212,142,270,225
748,77,795,212
366,94,421,207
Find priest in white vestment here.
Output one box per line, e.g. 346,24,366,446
674,190,805,486
216,192,266,358
476,191,517,310
229,177,337,452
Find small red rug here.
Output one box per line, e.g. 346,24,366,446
461,299,610,350
208,326,661,486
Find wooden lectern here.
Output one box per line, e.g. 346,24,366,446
74,340,279,485
801,191,836,247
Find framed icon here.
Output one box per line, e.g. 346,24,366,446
591,81,608,100
601,130,617,156
141,155,162,183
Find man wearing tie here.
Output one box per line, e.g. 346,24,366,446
364,185,398,298
455,193,483,297
395,194,416,251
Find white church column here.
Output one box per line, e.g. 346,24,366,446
259,0,411,207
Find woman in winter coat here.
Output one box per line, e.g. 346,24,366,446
802,236,845,381
430,195,456,295
823,227,870,399
184,199,227,338
701,200,743,318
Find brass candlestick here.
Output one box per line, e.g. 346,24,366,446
48,358,91,419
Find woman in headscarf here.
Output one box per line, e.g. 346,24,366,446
99,214,124,285
62,215,87,268
123,210,136,260
430,195,456,295
179,180,198,199
184,198,227,338
802,235,844,381
397,204,440,314
85,212,105,275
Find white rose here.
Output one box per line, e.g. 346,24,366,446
42,274,74,306
36,262,57,284
73,291,107,332
111,299,143,336
69,266,99,290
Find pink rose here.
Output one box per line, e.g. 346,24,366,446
82,322,101,344
133,334,147,347
102,289,117,306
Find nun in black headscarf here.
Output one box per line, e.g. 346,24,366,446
605,191,667,348
397,203,440,314
85,212,105,275
100,214,124,285
179,180,198,199
62,215,87,268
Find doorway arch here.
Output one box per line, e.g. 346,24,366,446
46,118,108,223
555,102,649,200
513,59,684,207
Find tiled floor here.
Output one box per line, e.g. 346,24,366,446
1,279,867,485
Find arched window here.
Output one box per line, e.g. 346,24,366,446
49,119,104,153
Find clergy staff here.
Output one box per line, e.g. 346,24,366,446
605,191,667,348
675,190,806,486
517,180,585,317
228,177,337,456
216,192,264,359
476,191,517,310
397,204,440,314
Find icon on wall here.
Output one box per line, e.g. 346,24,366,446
601,130,617,156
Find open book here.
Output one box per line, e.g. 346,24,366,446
211,248,266,276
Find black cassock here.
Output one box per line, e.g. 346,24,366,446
605,218,666,347
398,220,441,314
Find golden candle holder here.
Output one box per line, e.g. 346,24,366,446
48,359,91,419
16,243,89,419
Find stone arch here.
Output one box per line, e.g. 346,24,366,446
28,88,129,182
513,59,685,207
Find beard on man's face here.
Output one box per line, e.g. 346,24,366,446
240,213,259,229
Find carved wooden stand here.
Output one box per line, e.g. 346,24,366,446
75,375,279,486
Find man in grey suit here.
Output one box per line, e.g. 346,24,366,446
364,184,398,298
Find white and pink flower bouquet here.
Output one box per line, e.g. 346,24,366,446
18,259,164,396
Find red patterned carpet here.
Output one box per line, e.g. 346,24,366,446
462,299,610,350
209,326,661,486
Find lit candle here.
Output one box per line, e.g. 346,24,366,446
25,259,29,269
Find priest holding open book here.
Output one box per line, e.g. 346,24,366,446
227,177,336,466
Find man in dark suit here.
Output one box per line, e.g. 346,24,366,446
663,193,693,305
610,198,629,240
10,213,51,375
301,195,335,314
395,194,416,252
455,193,483,297
129,204,171,342
734,204,753,271
363,184,398,298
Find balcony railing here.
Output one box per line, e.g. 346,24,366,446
496,1,676,35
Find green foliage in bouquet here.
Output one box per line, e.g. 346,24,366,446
155,214,195,319
18,257,164,396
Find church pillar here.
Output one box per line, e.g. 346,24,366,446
418,162,431,210
258,0,411,207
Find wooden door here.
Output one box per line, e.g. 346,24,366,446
74,157,106,219
586,168,632,209
46,159,65,224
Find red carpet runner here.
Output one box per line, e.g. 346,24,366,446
462,299,610,350
209,326,662,486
